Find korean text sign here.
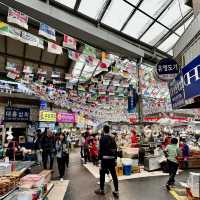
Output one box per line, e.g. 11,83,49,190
182,55,200,100
56,112,75,123
39,111,56,122
4,107,30,122
156,58,179,81
168,73,185,109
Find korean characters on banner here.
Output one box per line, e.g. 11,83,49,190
156,58,179,81
4,107,30,122
168,73,185,109
128,85,137,113
39,111,56,122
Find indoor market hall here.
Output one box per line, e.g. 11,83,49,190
0,0,200,200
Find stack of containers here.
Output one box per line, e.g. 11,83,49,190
187,172,200,198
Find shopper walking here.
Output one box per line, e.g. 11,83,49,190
65,132,71,168
83,132,90,164
181,138,190,169
33,129,42,165
89,138,98,166
165,138,180,190
95,125,119,198
41,129,55,170
56,133,68,181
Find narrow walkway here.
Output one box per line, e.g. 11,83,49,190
64,149,174,200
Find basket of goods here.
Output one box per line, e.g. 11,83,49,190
0,176,16,197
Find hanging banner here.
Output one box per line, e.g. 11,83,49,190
51,71,61,78
39,111,56,122
4,107,30,122
182,55,200,100
99,59,111,71
168,73,185,109
156,58,179,81
63,34,76,50
40,100,47,109
39,23,56,41
7,7,28,30
83,44,96,58
21,31,44,49
128,85,137,113
68,50,80,61
57,112,75,123
48,41,63,55
86,56,99,66
23,65,33,74
0,20,9,36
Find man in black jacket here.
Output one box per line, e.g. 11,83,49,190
95,125,119,198
41,129,55,170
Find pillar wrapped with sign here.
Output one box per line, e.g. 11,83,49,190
128,85,137,114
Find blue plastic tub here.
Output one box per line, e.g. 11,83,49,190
123,165,132,176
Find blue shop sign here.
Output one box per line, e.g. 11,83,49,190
182,55,200,100
168,73,185,109
128,86,137,113
40,100,47,109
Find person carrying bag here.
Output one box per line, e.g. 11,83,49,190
56,133,68,181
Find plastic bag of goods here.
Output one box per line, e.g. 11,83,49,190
187,172,200,197
20,175,44,189
17,191,32,200
0,163,11,176
122,158,133,166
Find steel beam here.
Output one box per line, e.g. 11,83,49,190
122,0,180,37
97,0,112,25
138,0,175,40
74,0,82,11
154,10,193,48
0,0,144,60
120,0,144,32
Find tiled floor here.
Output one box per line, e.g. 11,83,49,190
33,148,197,200
64,149,176,200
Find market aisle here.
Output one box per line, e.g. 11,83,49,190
64,149,174,200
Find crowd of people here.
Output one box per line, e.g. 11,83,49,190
4,124,191,198
6,128,71,181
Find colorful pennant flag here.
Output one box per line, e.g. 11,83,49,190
83,44,96,58
21,73,34,83
6,62,19,72
51,71,61,78
101,52,108,61
99,59,111,71
48,41,63,55
68,50,80,61
37,68,47,75
39,23,56,41
7,7,28,30
65,74,72,80
122,70,129,78
0,21,9,35
21,31,44,49
23,65,33,74
0,22,21,41
63,34,76,50
86,56,99,66
7,71,20,80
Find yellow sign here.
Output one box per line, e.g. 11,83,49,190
0,20,7,29
39,111,56,122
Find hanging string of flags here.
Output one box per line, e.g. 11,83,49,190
0,5,172,123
